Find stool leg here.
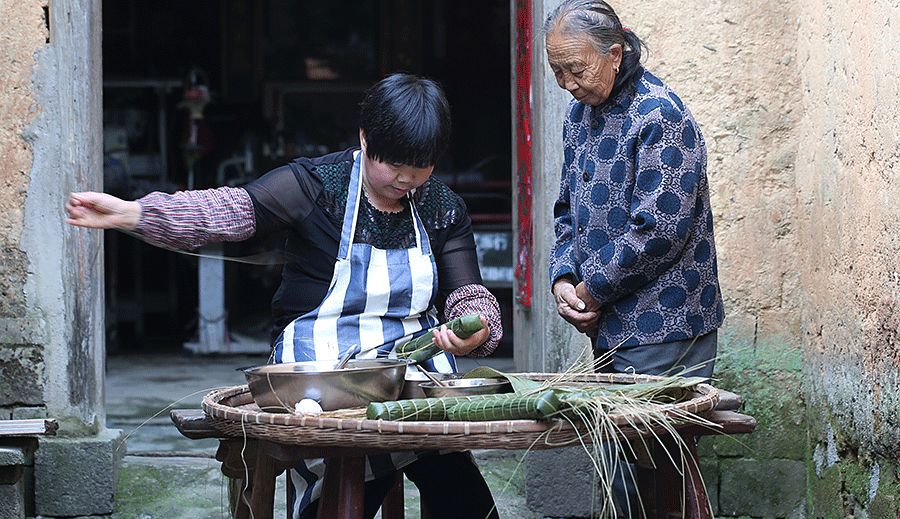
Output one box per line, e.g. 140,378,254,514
317,456,366,519
380,472,405,519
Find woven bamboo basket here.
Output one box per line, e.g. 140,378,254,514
201,372,719,451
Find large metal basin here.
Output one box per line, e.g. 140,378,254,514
244,359,407,413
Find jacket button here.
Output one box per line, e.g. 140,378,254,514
583,171,591,182
577,224,585,234
591,120,599,130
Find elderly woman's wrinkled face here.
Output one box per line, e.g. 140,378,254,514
546,30,622,106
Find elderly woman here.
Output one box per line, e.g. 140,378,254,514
545,0,724,379
67,74,500,519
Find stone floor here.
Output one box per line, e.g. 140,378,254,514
106,353,541,519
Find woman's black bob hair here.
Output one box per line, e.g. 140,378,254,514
359,73,452,168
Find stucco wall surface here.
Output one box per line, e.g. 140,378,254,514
616,0,802,352
796,2,899,515
0,0,106,430
613,3,809,515
796,0,900,458
797,0,900,518
0,1,46,319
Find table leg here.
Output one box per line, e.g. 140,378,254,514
230,477,252,519
380,471,405,519
216,440,255,519
249,446,279,519
317,456,366,519
681,435,712,519
649,435,713,519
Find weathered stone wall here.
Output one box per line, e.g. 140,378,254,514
1,1,123,516
795,0,900,517
0,0,105,432
0,1,48,414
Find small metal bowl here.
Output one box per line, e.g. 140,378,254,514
399,371,462,400
419,377,513,398
243,359,407,413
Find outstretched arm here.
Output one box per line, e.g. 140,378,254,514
65,187,257,250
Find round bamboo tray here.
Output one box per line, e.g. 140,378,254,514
201,372,720,451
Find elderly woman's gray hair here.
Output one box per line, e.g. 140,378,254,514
544,0,645,88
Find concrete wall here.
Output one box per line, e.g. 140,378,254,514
514,2,593,376
796,0,900,517
0,1,121,516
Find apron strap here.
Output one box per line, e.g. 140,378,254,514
338,152,364,260
408,190,433,257
341,151,434,259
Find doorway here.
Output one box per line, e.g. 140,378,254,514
101,1,515,356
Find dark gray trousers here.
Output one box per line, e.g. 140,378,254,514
594,330,717,517
595,330,717,379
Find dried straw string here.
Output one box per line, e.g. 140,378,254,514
518,339,720,518
115,386,233,455
117,227,297,266
239,415,256,519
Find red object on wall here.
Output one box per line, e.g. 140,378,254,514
514,0,533,309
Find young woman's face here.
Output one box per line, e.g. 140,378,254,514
546,31,622,107
359,131,433,202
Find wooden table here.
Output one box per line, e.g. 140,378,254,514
171,391,755,519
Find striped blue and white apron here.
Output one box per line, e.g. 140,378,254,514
272,151,456,517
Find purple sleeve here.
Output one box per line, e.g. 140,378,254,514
443,284,503,357
135,187,256,250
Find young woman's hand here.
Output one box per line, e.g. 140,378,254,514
66,192,141,230
431,316,490,356
553,278,599,334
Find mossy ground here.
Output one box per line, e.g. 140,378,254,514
112,451,536,519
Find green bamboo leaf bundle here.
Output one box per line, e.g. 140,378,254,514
446,390,562,421
366,392,561,421
395,314,484,363
366,398,453,421
367,393,517,421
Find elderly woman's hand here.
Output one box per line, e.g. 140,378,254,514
431,316,490,356
553,278,599,335
574,282,601,313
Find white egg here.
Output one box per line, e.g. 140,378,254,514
294,399,323,415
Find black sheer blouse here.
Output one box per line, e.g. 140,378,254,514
243,149,482,331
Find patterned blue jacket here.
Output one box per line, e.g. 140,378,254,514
549,67,724,349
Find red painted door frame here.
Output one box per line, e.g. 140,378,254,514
514,0,533,310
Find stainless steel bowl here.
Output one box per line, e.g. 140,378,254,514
243,359,407,412
399,371,462,400
419,377,513,398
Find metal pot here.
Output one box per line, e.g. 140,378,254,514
243,359,407,412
